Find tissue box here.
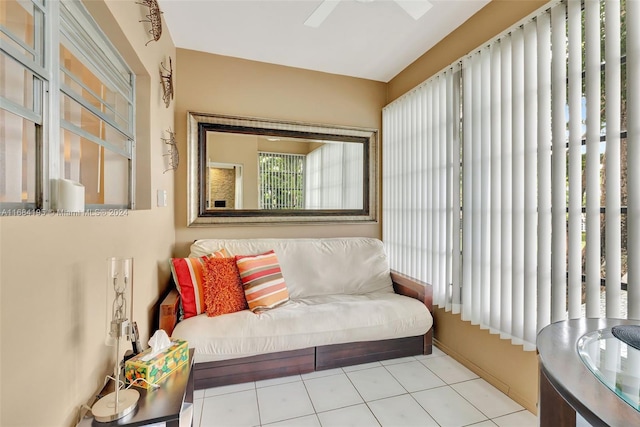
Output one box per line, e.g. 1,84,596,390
124,339,188,388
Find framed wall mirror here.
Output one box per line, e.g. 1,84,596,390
187,112,379,226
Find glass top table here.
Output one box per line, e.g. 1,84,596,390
578,328,640,413
537,318,640,427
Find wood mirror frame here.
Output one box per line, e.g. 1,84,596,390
187,112,379,226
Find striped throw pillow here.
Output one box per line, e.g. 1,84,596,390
170,248,229,319
235,250,290,313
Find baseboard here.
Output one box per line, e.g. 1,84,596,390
433,338,538,414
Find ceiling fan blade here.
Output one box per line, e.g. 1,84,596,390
394,0,433,20
304,0,341,28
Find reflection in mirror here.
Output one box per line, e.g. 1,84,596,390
207,162,243,209
206,131,364,211
187,112,378,226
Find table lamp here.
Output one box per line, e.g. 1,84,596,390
91,257,139,422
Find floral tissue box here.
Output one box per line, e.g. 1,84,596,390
124,339,188,388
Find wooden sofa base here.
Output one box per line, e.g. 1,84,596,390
194,334,430,390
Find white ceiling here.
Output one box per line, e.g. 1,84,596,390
157,0,489,82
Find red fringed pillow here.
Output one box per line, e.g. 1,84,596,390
202,257,248,317
169,248,230,320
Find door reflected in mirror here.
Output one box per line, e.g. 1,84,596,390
187,112,378,226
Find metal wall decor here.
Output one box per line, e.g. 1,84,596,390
162,128,179,173
160,57,173,108
137,0,163,45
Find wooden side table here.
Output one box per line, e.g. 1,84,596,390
537,319,640,427
79,349,195,427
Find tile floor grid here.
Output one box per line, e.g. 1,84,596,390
193,347,537,427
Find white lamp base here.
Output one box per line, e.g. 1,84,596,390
91,388,139,423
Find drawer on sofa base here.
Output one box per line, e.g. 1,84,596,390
193,348,315,390
315,335,424,371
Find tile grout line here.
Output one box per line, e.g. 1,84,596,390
398,355,498,426
342,365,385,427
448,378,523,424
357,359,429,427
253,381,262,427
422,359,506,425
194,394,204,427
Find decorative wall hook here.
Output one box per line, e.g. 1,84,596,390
137,0,163,45
162,128,179,173
160,57,174,108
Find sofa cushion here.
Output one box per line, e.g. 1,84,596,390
171,292,433,363
235,250,290,312
190,238,393,299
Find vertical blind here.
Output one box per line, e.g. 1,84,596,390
305,143,364,209
383,0,638,350
383,64,462,312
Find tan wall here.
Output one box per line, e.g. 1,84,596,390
174,49,387,256
387,0,549,414
0,1,176,426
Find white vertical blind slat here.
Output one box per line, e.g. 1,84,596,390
480,47,491,329
500,35,513,339
433,80,442,305
628,0,640,320
567,0,583,319
445,70,453,311
471,52,482,325
537,10,552,332
551,3,567,323
584,0,601,319
451,64,462,314
401,100,409,274
421,88,429,283
427,85,434,286
523,20,538,350
462,58,473,322
415,91,423,282
605,0,621,319
409,93,417,279
439,75,449,308
382,109,391,262
511,27,525,344
489,43,502,333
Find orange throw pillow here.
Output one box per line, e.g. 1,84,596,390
202,257,248,317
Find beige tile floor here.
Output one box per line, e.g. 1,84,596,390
191,347,537,427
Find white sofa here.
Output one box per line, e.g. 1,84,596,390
161,237,433,389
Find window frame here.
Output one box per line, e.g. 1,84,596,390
0,0,136,213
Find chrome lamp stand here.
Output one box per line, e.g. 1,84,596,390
91,258,139,422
